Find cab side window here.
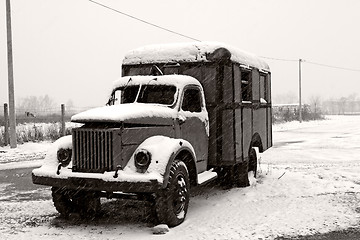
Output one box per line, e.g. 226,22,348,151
182,88,202,112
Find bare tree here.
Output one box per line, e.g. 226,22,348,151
66,99,75,115
347,93,358,113
309,95,322,117
17,95,57,115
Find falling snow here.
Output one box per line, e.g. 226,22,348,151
0,115,360,239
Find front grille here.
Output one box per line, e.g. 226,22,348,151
73,128,115,173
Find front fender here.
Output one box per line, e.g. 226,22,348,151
39,135,73,168
127,135,196,188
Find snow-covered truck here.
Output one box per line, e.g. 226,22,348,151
32,42,272,227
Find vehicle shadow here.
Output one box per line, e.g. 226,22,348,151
49,177,261,228
49,181,225,228
49,198,156,228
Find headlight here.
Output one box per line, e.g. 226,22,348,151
134,149,151,173
57,148,72,167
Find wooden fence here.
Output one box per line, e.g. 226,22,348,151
1,103,67,146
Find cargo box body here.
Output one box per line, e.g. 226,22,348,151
122,42,272,168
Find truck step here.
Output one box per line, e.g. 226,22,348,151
197,170,218,185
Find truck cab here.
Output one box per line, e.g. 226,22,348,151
70,75,209,176
32,42,272,227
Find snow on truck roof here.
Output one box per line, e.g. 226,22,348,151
112,75,201,91
123,41,270,72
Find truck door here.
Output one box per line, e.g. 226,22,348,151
179,86,209,173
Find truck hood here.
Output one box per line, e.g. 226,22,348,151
71,103,178,124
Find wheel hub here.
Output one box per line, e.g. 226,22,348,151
173,175,188,215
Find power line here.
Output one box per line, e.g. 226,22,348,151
261,56,360,73
304,60,360,72
89,0,360,74
259,56,298,62
88,0,201,42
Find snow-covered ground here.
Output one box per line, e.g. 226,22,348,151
0,115,360,239
0,141,51,170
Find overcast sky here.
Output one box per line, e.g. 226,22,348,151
1,0,360,109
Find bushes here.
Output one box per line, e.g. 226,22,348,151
273,105,325,123
0,122,79,147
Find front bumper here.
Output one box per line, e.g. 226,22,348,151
32,172,161,193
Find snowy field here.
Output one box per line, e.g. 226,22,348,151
0,115,360,239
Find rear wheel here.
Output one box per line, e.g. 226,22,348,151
51,187,76,217
78,191,101,218
248,147,258,178
218,148,258,188
51,187,101,218
154,160,190,227
235,161,250,187
217,162,249,188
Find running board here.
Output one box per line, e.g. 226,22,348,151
197,170,218,185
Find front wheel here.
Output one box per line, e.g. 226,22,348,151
154,160,190,227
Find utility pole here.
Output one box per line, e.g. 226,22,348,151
61,104,66,137
4,103,9,146
6,0,17,148
298,59,302,123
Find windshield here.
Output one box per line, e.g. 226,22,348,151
109,84,177,106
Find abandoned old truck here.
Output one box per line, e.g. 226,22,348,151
32,42,272,227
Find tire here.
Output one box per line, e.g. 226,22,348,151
155,160,190,227
248,147,258,178
218,148,258,188
77,191,101,218
51,187,101,218
52,187,77,217
218,166,235,189
234,161,250,188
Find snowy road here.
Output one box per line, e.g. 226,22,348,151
0,115,360,239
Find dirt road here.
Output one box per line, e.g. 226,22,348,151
0,167,50,202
